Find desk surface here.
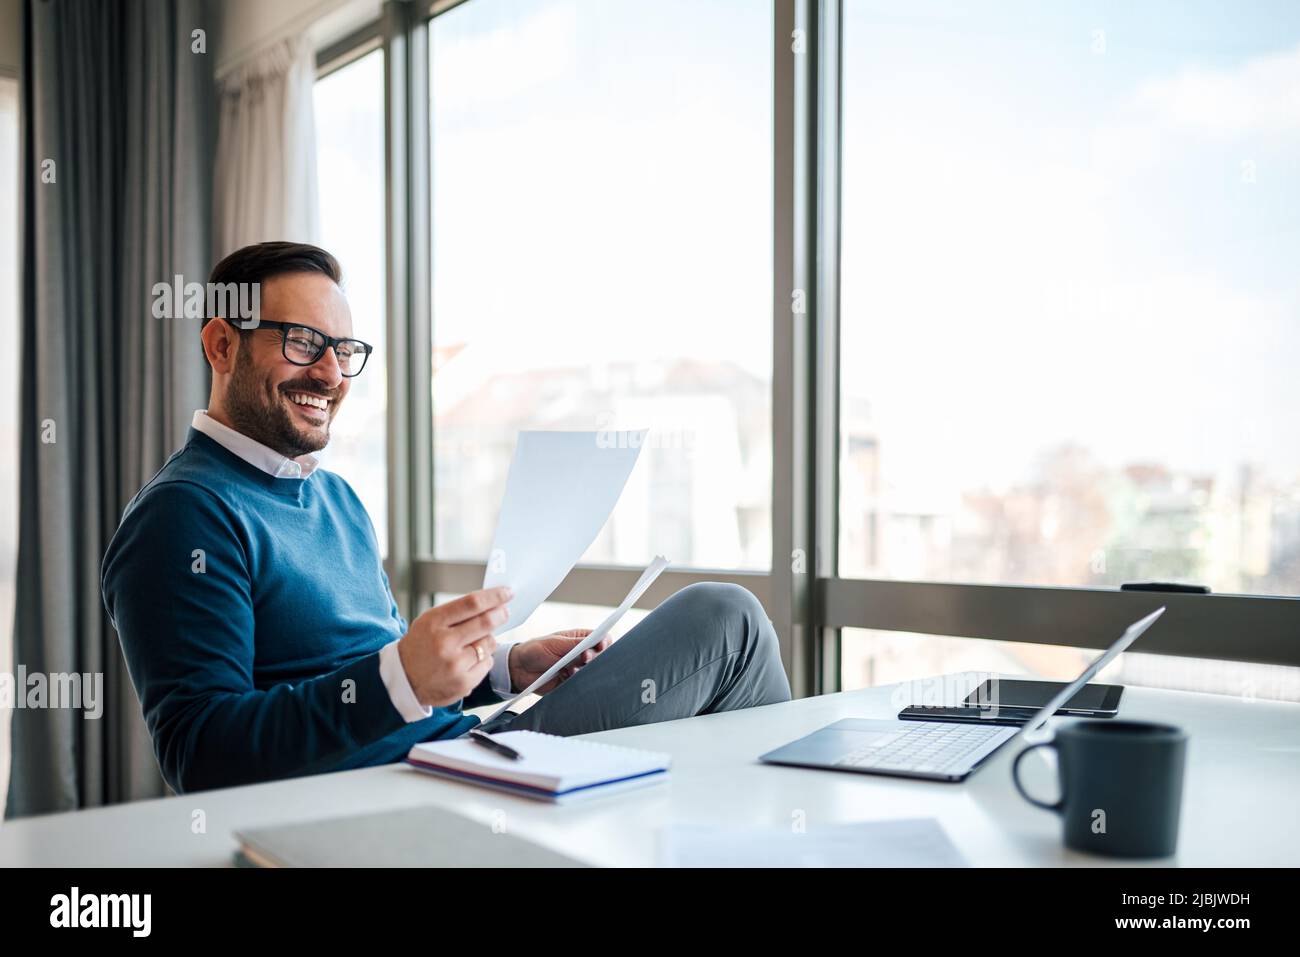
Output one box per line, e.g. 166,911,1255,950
3,674,1297,867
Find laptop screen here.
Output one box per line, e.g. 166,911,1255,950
1013,606,1165,744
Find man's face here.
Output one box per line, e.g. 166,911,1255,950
222,273,354,459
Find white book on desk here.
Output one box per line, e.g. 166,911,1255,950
407,731,671,802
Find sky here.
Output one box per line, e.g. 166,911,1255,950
841,0,1300,489
429,0,774,401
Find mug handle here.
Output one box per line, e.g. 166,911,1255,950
1012,741,1063,813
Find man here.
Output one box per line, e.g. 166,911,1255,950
102,241,790,794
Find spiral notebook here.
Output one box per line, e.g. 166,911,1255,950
406,731,671,803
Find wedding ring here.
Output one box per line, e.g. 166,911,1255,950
473,641,486,663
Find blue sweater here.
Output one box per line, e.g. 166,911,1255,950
101,427,490,793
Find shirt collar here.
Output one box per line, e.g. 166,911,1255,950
191,410,319,479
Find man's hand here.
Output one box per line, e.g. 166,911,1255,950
397,587,513,707
507,630,612,695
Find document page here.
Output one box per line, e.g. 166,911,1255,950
482,430,646,634
484,556,669,723
661,818,968,867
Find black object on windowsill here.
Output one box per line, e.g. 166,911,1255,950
1120,582,1210,594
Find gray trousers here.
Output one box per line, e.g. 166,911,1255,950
477,583,792,736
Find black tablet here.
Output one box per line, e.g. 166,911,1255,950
963,678,1123,717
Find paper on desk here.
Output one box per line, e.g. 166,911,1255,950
483,430,647,634
661,818,968,868
484,555,669,724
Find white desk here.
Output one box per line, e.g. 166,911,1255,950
2,674,1297,866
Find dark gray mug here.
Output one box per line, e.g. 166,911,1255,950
1012,719,1187,858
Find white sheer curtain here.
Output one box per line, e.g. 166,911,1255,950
214,35,321,257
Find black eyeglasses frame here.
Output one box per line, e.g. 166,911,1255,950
233,318,374,377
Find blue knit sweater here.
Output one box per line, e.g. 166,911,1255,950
101,427,489,793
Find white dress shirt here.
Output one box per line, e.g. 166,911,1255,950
191,410,514,722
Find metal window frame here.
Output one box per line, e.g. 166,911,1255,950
427,0,472,17
417,561,770,611
379,0,434,619
812,0,844,693
316,21,382,79
822,578,1300,666
321,0,1299,680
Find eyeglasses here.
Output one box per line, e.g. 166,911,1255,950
242,320,374,377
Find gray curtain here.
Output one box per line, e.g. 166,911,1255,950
7,0,214,817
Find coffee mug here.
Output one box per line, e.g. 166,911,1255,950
1012,719,1187,858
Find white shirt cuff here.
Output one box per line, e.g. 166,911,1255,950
378,640,433,723
490,642,516,698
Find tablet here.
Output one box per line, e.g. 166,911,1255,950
963,678,1123,717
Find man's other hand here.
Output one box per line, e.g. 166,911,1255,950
508,630,611,694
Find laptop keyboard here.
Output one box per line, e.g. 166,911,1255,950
833,721,1010,776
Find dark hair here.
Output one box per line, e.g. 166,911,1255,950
200,241,343,339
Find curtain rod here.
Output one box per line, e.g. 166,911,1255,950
214,0,358,81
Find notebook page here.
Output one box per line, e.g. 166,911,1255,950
409,731,671,791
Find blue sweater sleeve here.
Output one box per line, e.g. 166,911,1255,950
102,481,410,793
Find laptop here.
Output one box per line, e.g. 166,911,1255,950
759,607,1166,783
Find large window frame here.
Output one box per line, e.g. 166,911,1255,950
321,0,1298,699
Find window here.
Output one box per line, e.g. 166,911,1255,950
839,1,1300,597
350,0,1292,704
836,0,1300,699
313,49,389,553
428,0,773,571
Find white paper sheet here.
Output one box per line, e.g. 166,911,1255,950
485,556,669,723
660,818,968,868
482,430,646,634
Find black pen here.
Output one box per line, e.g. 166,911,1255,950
468,728,522,761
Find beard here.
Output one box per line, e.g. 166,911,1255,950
224,350,336,459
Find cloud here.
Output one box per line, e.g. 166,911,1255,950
433,0,578,109
1133,42,1300,138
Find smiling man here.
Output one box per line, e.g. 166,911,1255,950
101,241,790,793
